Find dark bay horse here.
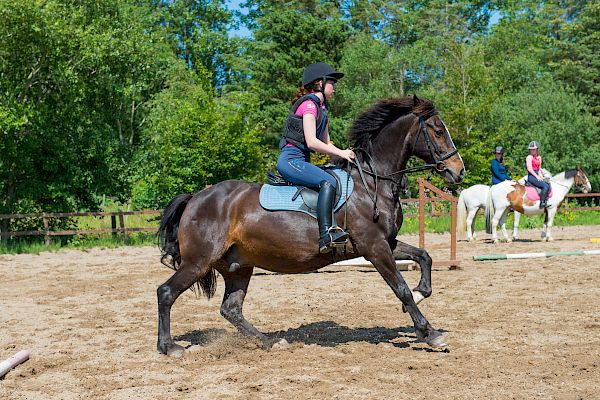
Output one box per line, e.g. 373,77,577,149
157,95,465,357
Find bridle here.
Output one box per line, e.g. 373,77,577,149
350,113,459,221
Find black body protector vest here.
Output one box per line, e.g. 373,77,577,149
280,94,328,151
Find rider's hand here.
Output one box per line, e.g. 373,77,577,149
339,149,355,162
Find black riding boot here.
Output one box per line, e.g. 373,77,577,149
539,187,549,209
317,181,349,253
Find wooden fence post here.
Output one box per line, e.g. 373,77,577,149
111,215,117,238
450,198,458,269
419,179,425,249
117,210,128,244
0,218,8,245
43,214,50,245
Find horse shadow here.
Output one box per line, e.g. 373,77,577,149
272,321,417,348
177,322,449,352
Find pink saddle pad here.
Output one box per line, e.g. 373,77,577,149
525,186,553,201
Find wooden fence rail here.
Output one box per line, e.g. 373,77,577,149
0,210,162,245
1,193,598,244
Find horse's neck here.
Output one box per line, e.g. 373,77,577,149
550,172,573,195
370,115,414,174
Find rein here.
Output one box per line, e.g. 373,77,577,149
350,115,458,221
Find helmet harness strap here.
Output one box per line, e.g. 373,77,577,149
321,76,329,109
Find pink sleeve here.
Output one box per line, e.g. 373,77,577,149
526,155,535,175
295,100,318,118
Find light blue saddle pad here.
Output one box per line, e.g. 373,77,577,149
259,168,354,218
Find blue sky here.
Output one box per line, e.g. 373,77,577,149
226,0,251,38
225,1,501,37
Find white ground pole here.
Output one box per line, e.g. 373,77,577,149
332,256,415,269
473,249,600,261
0,349,29,378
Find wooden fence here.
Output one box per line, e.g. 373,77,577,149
0,210,161,245
1,193,599,245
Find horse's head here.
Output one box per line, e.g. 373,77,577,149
411,96,465,184
346,95,465,184
573,166,592,193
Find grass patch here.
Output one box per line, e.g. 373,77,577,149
2,205,599,254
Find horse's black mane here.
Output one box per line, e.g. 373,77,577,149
348,96,437,150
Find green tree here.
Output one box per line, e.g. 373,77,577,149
548,1,600,116
244,2,349,146
0,0,177,235
132,69,265,209
485,81,600,189
154,0,237,88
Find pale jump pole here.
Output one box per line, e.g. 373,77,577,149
332,257,415,270
473,249,600,261
0,350,29,378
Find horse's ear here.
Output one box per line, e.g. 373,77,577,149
413,94,421,105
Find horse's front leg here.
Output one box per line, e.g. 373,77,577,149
371,243,446,348
392,241,433,306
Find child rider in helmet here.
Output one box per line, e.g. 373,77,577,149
526,141,550,208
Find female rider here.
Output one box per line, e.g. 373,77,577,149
276,62,355,253
526,141,550,208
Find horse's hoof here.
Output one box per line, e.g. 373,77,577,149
271,338,290,350
492,239,499,244
425,331,447,348
547,237,554,242
158,342,185,357
167,344,185,358
506,238,512,243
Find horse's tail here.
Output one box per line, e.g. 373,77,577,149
485,187,495,234
159,193,193,270
456,190,467,240
158,193,217,299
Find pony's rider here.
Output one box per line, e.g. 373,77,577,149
491,146,512,185
276,62,355,253
526,141,550,208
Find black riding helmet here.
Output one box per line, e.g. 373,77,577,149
302,62,344,108
302,62,344,86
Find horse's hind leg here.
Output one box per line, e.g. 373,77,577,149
544,208,557,241
393,241,433,307
499,209,511,242
220,267,276,349
157,261,212,357
512,211,521,240
466,208,478,241
373,243,445,348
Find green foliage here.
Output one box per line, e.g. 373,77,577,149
156,0,237,88
484,81,600,189
245,5,349,144
2,0,599,230
132,69,265,209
